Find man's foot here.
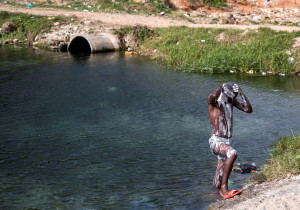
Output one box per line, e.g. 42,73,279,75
220,190,242,199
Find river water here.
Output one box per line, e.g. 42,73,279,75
0,46,299,209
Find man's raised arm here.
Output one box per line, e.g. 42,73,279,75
234,87,252,113
208,85,222,105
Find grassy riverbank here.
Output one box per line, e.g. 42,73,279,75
1,11,300,75
0,11,72,43
254,133,300,182
138,26,300,74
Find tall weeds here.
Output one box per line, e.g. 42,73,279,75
140,27,300,74
253,134,300,182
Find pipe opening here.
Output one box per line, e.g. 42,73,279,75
68,37,91,53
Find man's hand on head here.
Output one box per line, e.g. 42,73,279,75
223,83,235,99
223,85,230,94
232,83,239,93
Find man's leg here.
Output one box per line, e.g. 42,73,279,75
213,159,224,188
213,143,237,196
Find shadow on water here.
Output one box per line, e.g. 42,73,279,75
69,51,92,62
69,51,123,64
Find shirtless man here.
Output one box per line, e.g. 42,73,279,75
207,82,252,199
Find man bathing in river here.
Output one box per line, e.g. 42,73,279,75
208,82,252,199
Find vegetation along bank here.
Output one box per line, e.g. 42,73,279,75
1,10,300,75
253,133,300,182
136,26,300,74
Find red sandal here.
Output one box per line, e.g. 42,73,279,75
222,190,242,199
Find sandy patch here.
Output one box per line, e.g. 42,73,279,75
208,175,300,210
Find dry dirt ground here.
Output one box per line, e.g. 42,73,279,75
209,175,300,210
0,3,300,32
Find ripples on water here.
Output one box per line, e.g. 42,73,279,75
0,46,299,209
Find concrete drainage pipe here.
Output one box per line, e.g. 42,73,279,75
68,33,120,53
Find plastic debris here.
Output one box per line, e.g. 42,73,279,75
285,50,292,55
262,72,266,76
27,4,32,8
278,73,286,76
233,162,257,173
125,51,137,55
246,70,254,74
288,57,294,63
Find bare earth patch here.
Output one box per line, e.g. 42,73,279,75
0,3,300,32
208,175,300,210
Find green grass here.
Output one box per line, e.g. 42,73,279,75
186,0,227,8
253,134,300,182
0,11,72,43
203,0,227,8
139,26,300,74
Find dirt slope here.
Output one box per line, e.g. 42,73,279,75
0,3,300,32
208,175,300,210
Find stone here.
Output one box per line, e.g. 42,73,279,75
83,21,93,25
223,12,233,20
210,18,219,24
198,10,208,17
13,39,18,44
216,32,226,42
1,22,17,34
253,15,263,22
190,11,201,17
53,22,60,26
4,39,13,44
219,17,229,24
50,46,60,50
133,0,147,3
292,37,300,48
34,35,40,42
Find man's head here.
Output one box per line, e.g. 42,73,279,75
223,82,239,99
